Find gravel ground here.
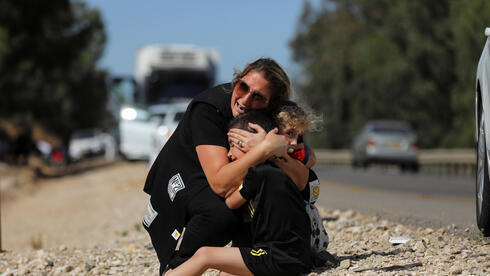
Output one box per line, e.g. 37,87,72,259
0,161,489,275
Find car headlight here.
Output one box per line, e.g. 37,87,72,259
121,107,137,120
157,126,169,137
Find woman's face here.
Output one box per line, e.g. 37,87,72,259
230,71,274,117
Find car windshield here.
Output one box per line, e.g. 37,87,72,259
72,130,96,139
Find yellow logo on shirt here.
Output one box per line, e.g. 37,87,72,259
248,200,255,218
250,248,267,256
313,186,319,197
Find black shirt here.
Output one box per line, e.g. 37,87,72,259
142,83,233,268
144,83,233,202
239,163,312,268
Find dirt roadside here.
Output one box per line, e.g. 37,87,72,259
1,161,151,251
0,161,489,275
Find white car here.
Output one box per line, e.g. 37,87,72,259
475,27,490,236
119,105,158,160
68,129,116,162
148,100,190,167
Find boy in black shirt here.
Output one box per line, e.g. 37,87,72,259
165,110,312,276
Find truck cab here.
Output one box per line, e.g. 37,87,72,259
134,44,219,105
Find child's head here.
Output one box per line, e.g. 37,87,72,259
227,110,276,161
274,101,310,149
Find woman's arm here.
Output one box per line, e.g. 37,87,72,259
274,154,309,191
229,125,310,190
197,129,288,197
304,145,317,168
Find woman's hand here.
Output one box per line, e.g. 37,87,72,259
227,123,267,152
261,128,289,159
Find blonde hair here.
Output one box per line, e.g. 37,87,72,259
275,101,322,133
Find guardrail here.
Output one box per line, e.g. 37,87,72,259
314,149,476,176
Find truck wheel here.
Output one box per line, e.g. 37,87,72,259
476,112,490,236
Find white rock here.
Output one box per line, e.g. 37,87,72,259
339,259,351,269
450,266,463,275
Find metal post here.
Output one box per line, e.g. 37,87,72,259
0,186,2,252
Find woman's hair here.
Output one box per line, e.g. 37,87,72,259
228,110,277,133
274,100,322,132
232,58,291,109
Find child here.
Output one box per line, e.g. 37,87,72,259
274,101,331,264
165,110,313,276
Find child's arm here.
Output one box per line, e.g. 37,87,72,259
225,168,259,209
225,186,247,210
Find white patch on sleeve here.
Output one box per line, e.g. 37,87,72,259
168,173,185,202
142,200,158,228
171,229,181,240
306,204,329,252
308,179,320,204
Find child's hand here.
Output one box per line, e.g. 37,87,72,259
228,123,266,152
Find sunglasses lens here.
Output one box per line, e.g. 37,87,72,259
238,80,249,94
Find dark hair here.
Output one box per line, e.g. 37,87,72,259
228,110,277,133
232,58,290,110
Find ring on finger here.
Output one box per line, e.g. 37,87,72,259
238,140,243,147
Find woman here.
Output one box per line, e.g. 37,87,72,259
142,58,310,274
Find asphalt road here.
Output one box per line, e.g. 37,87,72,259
314,165,479,236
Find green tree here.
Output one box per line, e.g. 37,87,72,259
0,0,109,141
291,0,490,148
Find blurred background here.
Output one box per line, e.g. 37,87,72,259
1,0,489,162
1,0,490,249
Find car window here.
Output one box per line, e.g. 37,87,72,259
173,112,185,122
154,113,166,121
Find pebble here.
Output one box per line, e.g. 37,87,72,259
339,259,351,269
450,266,463,275
0,208,489,275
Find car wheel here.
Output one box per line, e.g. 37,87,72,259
476,111,490,236
361,160,369,169
352,157,360,169
411,163,419,173
401,163,419,173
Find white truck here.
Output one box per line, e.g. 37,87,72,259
133,44,219,105
118,45,219,160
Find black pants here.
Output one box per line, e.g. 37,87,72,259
167,186,241,269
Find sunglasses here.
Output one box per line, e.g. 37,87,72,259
236,78,269,105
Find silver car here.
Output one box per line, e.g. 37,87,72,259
352,120,419,172
475,27,490,236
